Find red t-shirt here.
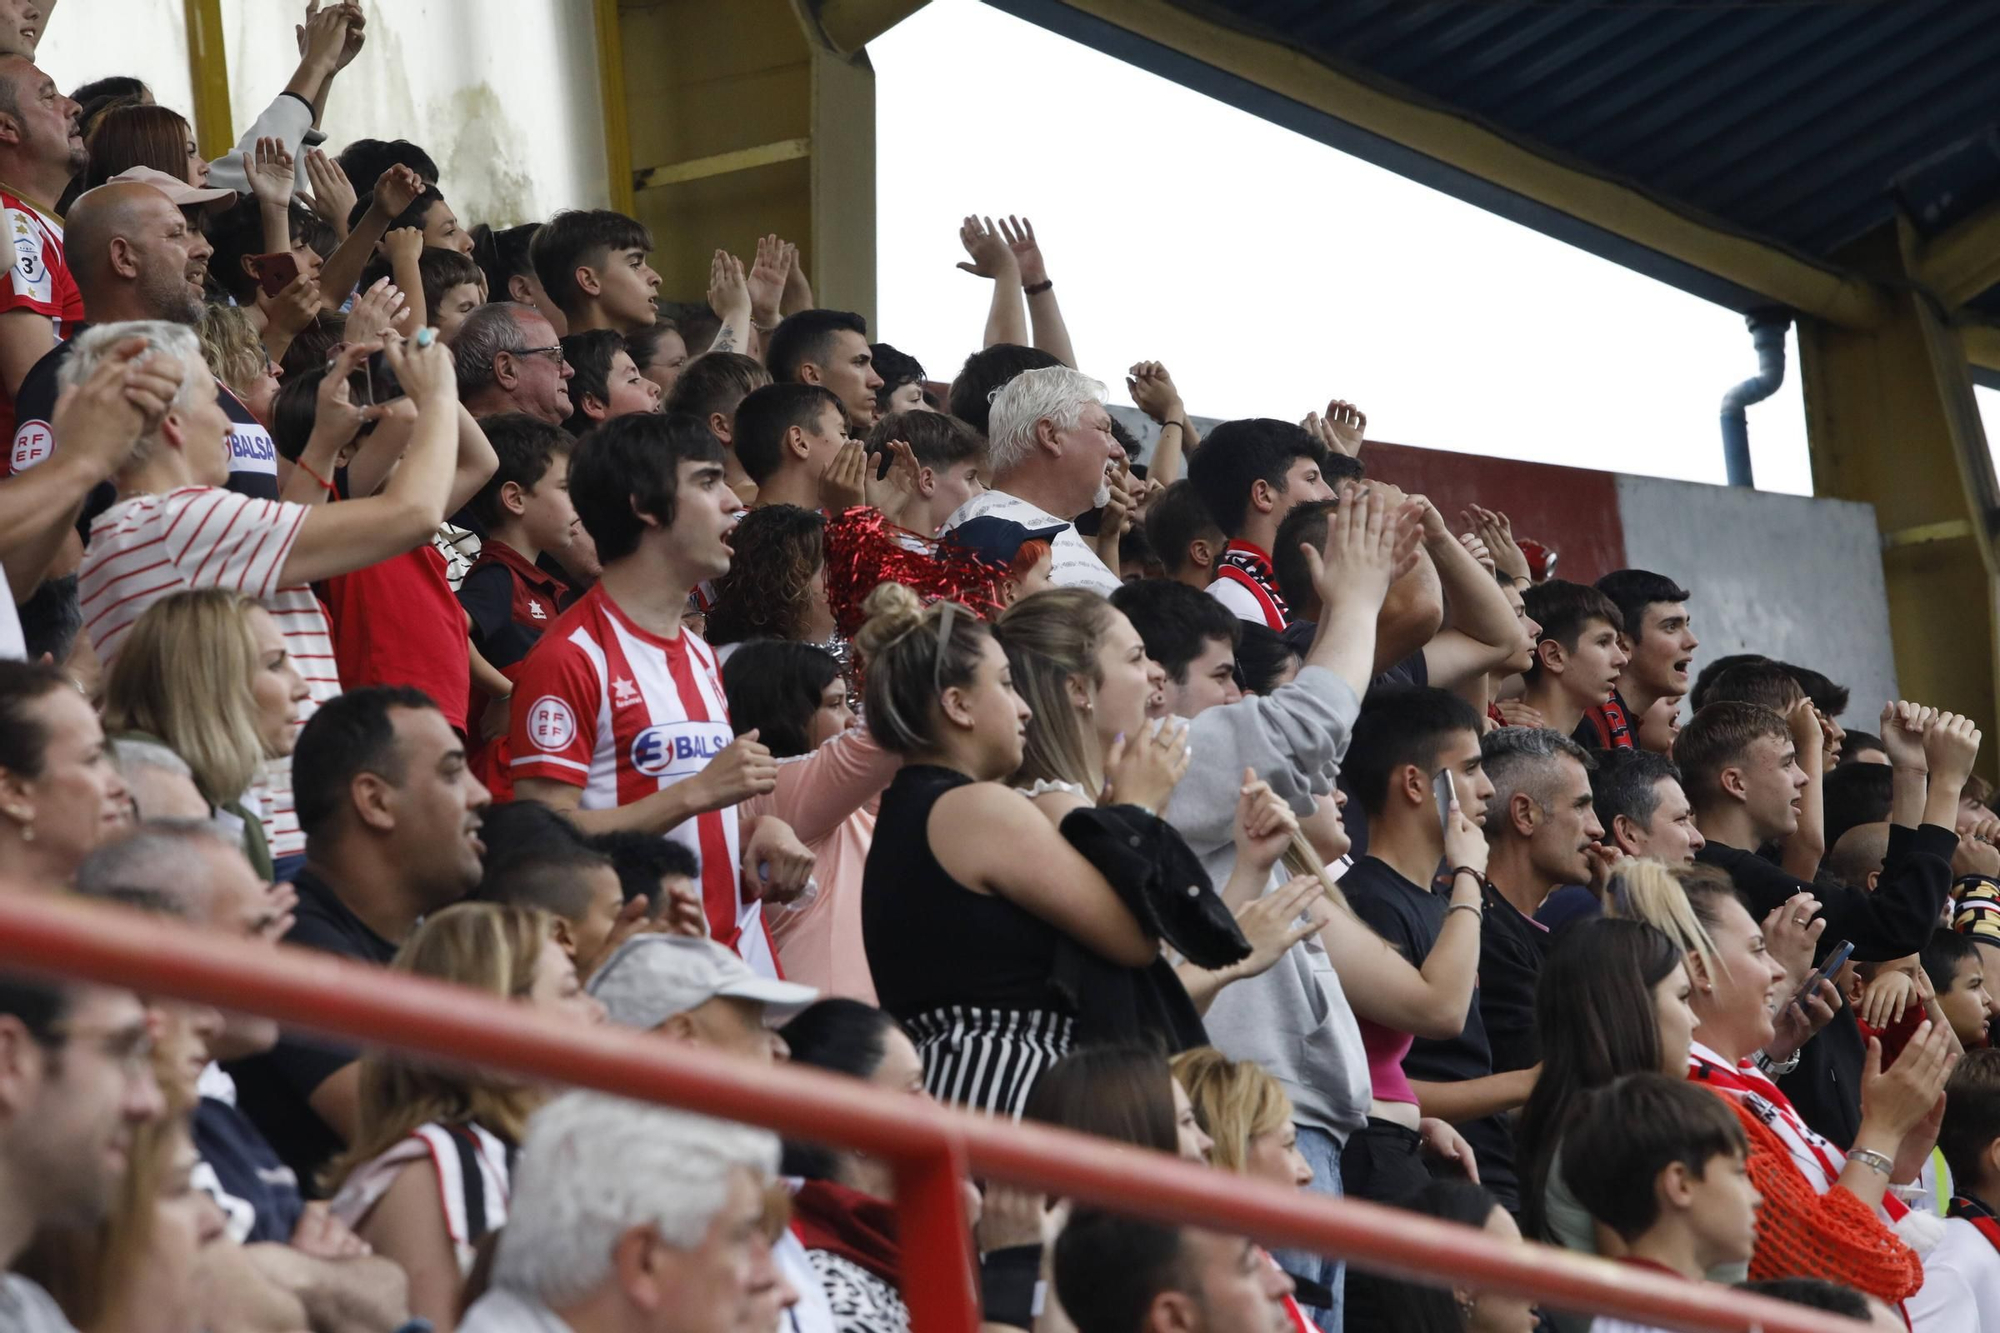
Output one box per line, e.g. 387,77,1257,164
0,189,83,449
321,544,471,732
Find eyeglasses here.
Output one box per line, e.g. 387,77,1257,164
513,344,566,366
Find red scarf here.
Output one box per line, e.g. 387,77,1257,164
1214,540,1289,629
792,1179,902,1287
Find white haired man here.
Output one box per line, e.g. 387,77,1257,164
462,1092,794,1333
940,364,1125,594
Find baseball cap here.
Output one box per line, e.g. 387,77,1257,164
948,515,1064,572
106,165,237,208
587,934,817,1031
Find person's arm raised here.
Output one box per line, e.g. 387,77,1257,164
318,166,424,309
1780,698,1828,878
1001,216,1077,369
277,333,456,586
706,250,753,356
1298,483,1423,696
1126,362,1194,486
1415,495,1523,689
957,216,1027,349
444,404,498,515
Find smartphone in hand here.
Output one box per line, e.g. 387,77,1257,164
1432,769,1457,840
254,251,300,298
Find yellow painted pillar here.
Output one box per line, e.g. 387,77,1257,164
1797,224,2000,754
183,0,233,160
594,0,897,329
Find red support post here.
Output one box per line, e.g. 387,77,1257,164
893,1141,979,1333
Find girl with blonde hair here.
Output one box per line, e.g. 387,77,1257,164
326,903,603,1331
100,589,308,878
1171,1046,1314,1186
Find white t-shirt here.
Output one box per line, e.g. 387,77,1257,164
941,488,1119,595
79,486,341,859
0,578,22,660
1908,1216,2000,1332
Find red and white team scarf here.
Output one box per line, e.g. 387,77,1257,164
1214,540,1290,629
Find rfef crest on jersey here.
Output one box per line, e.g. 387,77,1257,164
10,419,51,472
526,695,577,751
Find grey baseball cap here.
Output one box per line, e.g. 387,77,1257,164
587,934,818,1031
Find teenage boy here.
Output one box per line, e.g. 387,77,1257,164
1144,478,1224,592
865,409,986,538
663,350,771,505
1563,1073,1760,1333
1340,687,1525,1213
1911,1048,2000,1329
1922,930,1998,1050
1185,418,1335,629
1591,569,1698,751
557,329,662,435
1519,579,1630,744
765,309,883,434
529,209,662,335
733,382,851,512
507,412,814,977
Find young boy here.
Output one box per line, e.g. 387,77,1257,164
559,329,664,436
1520,579,1631,743
1562,1073,1761,1332
1924,928,1998,1050
530,208,662,335
868,408,987,538
1909,1048,2000,1329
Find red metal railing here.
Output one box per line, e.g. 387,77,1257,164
0,886,1857,1332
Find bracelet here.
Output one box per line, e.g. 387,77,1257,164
1847,1148,1894,1177
296,457,338,496
1023,279,1054,295
1445,902,1482,923
1158,419,1185,434
1450,866,1485,885
1755,1049,1801,1077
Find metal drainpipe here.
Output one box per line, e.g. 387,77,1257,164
1720,314,1791,488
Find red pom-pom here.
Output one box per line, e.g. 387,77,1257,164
822,507,1005,636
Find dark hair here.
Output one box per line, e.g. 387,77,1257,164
277,311,346,383
949,344,1060,436
590,830,700,911
1234,623,1299,696
779,999,904,1178
1109,579,1241,684
1780,662,1849,719
1360,1181,1505,1333
1702,660,1805,713
1054,1209,1192,1333
530,209,652,318
1836,729,1886,766
269,363,325,463
663,351,771,428
1271,498,1338,619
1822,762,1893,856
866,409,983,472
623,319,683,374
19,574,81,667
567,412,725,562
73,75,149,107
1143,480,1225,581
1022,1043,1176,1154
1675,701,1791,808
870,342,927,413
766,309,869,386
0,659,71,781
1562,1072,1747,1243
335,138,440,187
1734,1279,1872,1323
474,842,612,923
81,103,192,191
1589,749,1684,837
417,245,483,322
472,798,591,868
557,329,626,434
1516,918,1686,1241
345,182,447,238
1592,569,1690,646
721,641,842,759
467,414,573,532
1184,418,1326,538
704,506,826,648
733,383,844,485
291,686,439,840
471,221,537,298
1939,1047,2000,1191
207,196,319,304
1690,653,1770,713
0,972,71,1047
1922,928,1981,1000
1521,580,1624,685
1346,686,1485,818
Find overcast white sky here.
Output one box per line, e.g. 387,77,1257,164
873,0,2000,496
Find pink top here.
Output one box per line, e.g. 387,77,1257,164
1355,1014,1417,1107
747,727,900,1002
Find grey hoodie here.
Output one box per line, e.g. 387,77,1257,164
1165,665,1371,1145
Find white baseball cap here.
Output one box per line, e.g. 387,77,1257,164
105,165,237,208
588,934,818,1031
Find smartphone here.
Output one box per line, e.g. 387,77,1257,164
1788,938,1855,1011
348,349,405,409
1432,769,1457,839
254,251,300,298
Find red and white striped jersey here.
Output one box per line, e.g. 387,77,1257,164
508,584,774,976
80,487,341,859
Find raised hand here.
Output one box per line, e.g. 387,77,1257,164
1458,530,1496,575
312,341,380,448
244,136,296,210
50,338,185,478
1443,793,1488,875
1925,711,1983,793
381,225,423,269
1101,717,1192,816
818,439,868,513
1463,504,1530,584
956,215,1018,280
379,326,456,406
296,0,353,72
1126,361,1184,425
997,214,1048,286
1232,769,1300,879
746,233,789,329
707,249,749,319
1319,398,1366,456
303,148,356,237
864,437,921,512
1879,700,1931,773
780,239,813,314
1228,876,1322,982
262,272,323,340
342,277,407,346
1956,817,2000,880
370,164,424,221
1300,482,1420,619
1761,892,1826,989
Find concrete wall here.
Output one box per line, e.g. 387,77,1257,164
40,8,195,124
1615,474,1899,719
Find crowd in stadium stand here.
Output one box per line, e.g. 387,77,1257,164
2,4,1999,1332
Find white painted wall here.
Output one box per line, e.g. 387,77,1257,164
1615,475,1899,722
38,6,195,125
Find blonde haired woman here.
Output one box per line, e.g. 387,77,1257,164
326,903,604,1331
1171,1046,1314,1187
101,589,308,879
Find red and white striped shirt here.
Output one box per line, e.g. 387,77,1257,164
507,584,773,976
80,487,341,859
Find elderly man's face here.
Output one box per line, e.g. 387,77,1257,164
1047,398,1124,515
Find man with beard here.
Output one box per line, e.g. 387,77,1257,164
0,56,84,449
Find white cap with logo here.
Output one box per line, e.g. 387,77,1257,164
588,934,818,1032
